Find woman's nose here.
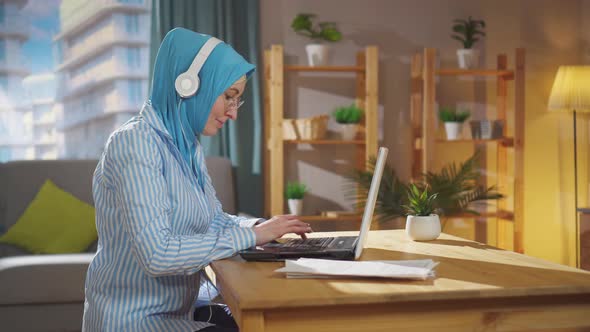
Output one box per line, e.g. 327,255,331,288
225,108,238,120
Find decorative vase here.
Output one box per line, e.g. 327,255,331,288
339,123,358,140
456,49,479,69
305,44,330,66
469,120,492,139
288,199,303,215
492,120,505,139
444,122,462,140
405,214,441,241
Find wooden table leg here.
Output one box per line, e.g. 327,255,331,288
241,310,265,332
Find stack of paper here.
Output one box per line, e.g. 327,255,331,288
275,258,438,280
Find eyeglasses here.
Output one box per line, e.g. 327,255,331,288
225,96,245,113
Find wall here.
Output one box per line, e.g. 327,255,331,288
260,0,585,266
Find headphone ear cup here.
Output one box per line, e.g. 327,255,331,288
175,73,199,98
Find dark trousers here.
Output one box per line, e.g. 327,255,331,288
194,305,239,332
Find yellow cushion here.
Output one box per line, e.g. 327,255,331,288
0,179,97,254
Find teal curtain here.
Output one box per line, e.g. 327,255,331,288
150,0,263,216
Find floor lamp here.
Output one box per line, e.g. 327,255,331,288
548,66,590,268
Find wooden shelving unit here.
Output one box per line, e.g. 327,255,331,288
264,45,379,219
411,48,525,252
284,139,365,145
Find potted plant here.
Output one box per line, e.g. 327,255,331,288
452,16,486,69
402,183,441,241
291,13,342,66
285,181,308,215
348,150,502,223
439,107,470,140
333,104,363,140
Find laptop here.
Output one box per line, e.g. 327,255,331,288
240,147,389,261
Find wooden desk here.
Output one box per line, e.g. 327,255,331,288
211,230,590,332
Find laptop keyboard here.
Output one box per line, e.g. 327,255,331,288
281,237,335,249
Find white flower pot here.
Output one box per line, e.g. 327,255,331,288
405,214,441,241
305,44,331,66
456,49,479,69
444,122,462,140
288,199,303,215
339,123,358,140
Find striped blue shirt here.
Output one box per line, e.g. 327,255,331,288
82,104,259,331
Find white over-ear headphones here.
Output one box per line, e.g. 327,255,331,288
175,36,222,98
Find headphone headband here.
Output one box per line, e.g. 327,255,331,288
185,37,222,78
175,36,223,98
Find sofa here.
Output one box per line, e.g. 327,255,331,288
0,157,242,332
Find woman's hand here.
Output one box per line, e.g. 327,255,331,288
253,215,312,246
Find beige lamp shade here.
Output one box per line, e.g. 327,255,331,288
548,66,590,113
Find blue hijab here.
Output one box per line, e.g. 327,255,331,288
149,28,255,184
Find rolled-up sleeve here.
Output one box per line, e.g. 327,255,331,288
104,129,256,277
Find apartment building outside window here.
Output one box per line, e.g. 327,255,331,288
125,14,139,34
129,79,142,104
0,76,8,90
0,40,5,62
9,1,152,161
127,47,140,68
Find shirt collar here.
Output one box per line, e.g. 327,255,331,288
139,101,173,141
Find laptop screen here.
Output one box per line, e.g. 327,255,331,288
354,147,389,260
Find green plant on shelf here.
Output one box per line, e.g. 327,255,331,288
291,13,342,42
452,16,486,49
347,150,502,222
285,181,308,199
333,104,364,124
439,107,470,123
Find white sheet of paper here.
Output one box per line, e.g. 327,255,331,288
275,258,438,280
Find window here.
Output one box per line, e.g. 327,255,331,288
0,147,10,163
0,40,5,62
13,2,152,161
125,14,139,34
0,3,5,25
54,42,63,64
127,47,140,68
128,80,142,104
0,76,8,90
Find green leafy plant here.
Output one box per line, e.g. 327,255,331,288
347,150,503,222
423,150,502,216
439,107,470,123
291,13,342,42
452,16,486,49
333,104,364,124
402,184,438,216
346,156,407,222
285,181,308,199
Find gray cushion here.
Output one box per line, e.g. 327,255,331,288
0,254,93,305
0,303,84,332
0,243,31,257
0,160,98,233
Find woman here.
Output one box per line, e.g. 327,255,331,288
82,28,312,332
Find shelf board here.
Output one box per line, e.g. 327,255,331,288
435,69,514,78
442,210,514,221
285,65,364,73
436,137,514,147
299,215,362,222
284,139,365,145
